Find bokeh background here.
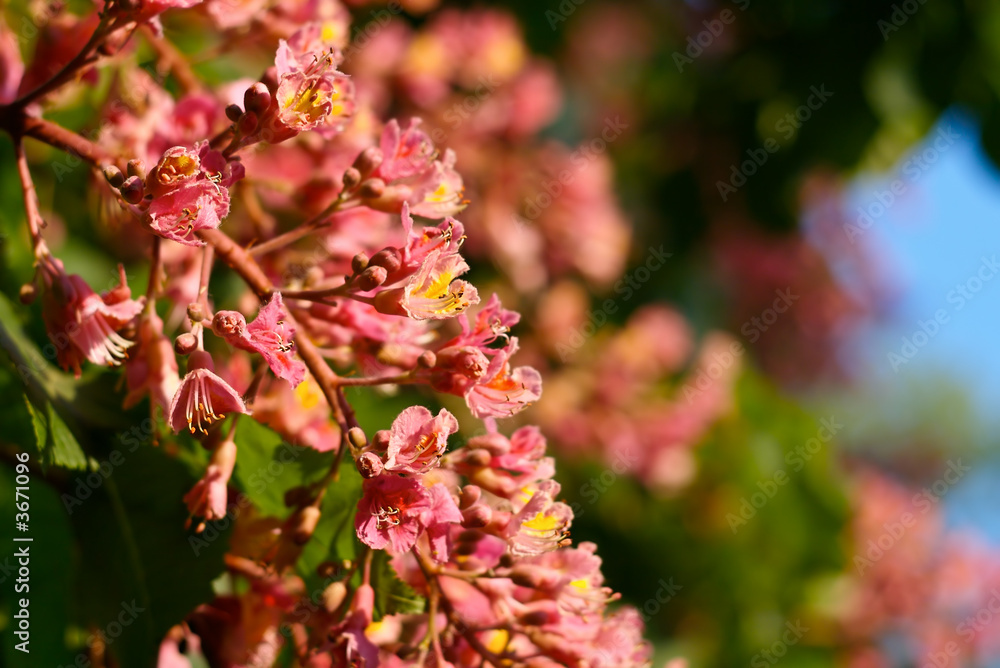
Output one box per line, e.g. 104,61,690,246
3,0,1000,666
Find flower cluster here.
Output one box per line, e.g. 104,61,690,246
0,1,668,666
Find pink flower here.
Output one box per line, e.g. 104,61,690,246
375,250,479,321
40,259,145,377
397,203,466,277
123,310,180,415
376,118,438,182
384,405,459,474
355,474,432,554
0,20,24,104
265,54,355,143
213,294,306,387
275,20,351,76
168,350,247,434
144,144,243,246
464,338,542,418
423,483,462,564
505,480,573,557
184,435,237,524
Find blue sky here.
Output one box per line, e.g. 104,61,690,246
822,108,1000,541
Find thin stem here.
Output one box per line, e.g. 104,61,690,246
14,140,44,251
198,244,215,311
280,284,352,301
9,14,114,108
414,553,507,668
334,373,420,388
20,116,116,168
146,237,161,301
249,194,358,257
196,227,351,442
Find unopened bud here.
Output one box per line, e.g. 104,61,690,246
103,165,125,188
354,265,387,292
518,602,560,626
370,430,390,453
466,448,492,467
292,506,322,545
357,452,384,478
460,484,482,508
321,581,348,613
237,111,259,135
244,83,272,115
174,332,198,355
352,147,383,177
126,158,145,180
342,167,362,190
359,178,386,200
348,426,368,450
225,104,244,122
187,302,207,322
119,175,145,204
417,351,437,368
351,252,369,275
461,503,491,528
368,248,402,274
468,433,510,457
18,283,36,305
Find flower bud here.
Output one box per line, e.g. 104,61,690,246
461,503,491,528
292,506,322,545
370,430,391,453
357,452,383,478
119,175,145,204
237,111,259,135
468,433,510,457
18,283,36,305
225,103,243,122
321,581,348,613
368,248,402,274
466,448,492,467
342,167,362,190
354,266,387,292
212,310,247,338
351,252,369,275
459,484,482,509
352,147,383,177
417,350,437,368
359,178,385,200
187,302,208,322
518,601,560,626
244,83,271,115
103,165,125,188
348,426,368,450
174,332,198,355
126,158,145,180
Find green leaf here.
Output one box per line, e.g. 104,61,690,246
24,396,88,471
0,464,78,666
370,549,425,621
232,418,335,519
69,443,231,667
295,460,363,591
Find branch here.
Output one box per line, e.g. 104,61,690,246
196,228,350,437
14,139,45,249
21,116,116,167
